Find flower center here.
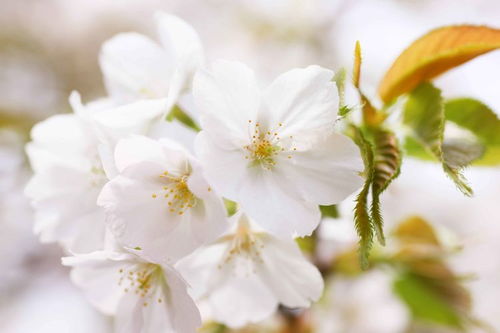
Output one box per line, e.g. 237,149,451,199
244,120,295,170
151,171,197,215
218,219,264,270
117,264,164,306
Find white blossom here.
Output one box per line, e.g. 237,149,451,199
98,135,228,263
24,93,110,252
62,248,201,333
193,60,364,237
176,212,323,328
100,11,204,113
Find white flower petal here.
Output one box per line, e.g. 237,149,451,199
257,235,324,308
91,98,166,144
160,265,202,333
90,99,167,172
193,60,261,146
62,251,136,315
97,143,118,180
175,242,228,299
115,290,144,333
155,12,204,114
148,117,197,153
113,136,167,173
114,136,188,178
188,195,228,248
280,133,364,205
26,165,105,252
210,275,277,328
194,131,249,199
262,65,337,137
238,168,321,237
99,33,172,102
27,114,92,172
155,12,204,67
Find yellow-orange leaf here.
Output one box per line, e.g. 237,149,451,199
379,25,500,103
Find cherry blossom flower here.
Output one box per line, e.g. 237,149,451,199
193,60,364,237
62,248,201,333
24,93,109,252
176,212,323,328
97,135,228,263
100,12,204,113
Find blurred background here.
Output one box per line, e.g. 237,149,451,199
0,0,499,332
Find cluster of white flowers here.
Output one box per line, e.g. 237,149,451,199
25,12,363,332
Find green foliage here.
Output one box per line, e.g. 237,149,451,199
350,126,374,269
403,83,444,156
477,146,500,165
354,183,373,270
445,98,500,144
223,199,238,217
371,129,401,245
403,83,472,196
296,235,316,254
346,124,402,267
403,136,434,161
442,139,484,169
319,204,339,218
166,104,201,132
393,272,463,329
391,216,473,330
445,98,500,165
199,322,228,333
405,136,487,167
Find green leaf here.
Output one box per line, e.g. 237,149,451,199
166,104,201,132
476,146,500,166
296,235,316,254
338,105,353,117
223,199,238,217
445,98,500,144
350,126,374,269
404,83,472,196
445,98,500,165
319,204,339,218
404,136,486,167
403,83,443,156
394,272,464,329
403,136,435,161
442,139,484,169
199,322,228,333
371,129,401,245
